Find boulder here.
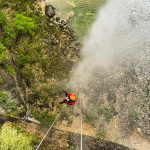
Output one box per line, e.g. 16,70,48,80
45,5,56,18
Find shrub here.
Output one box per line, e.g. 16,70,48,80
0,76,3,84
21,66,34,80
3,25,16,46
13,14,37,36
0,122,33,150
0,44,15,75
6,65,16,76
47,83,64,97
102,106,117,122
84,114,93,124
0,44,7,66
0,0,9,8
0,11,7,26
30,107,55,127
96,129,106,138
16,54,32,66
129,111,139,126
0,91,22,116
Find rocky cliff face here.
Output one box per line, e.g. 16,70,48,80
40,129,131,150
0,0,79,119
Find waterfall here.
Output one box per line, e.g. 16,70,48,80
69,0,150,149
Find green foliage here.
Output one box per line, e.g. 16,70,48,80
0,0,8,8
0,76,3,84
21,66,34,80
0,91,22,116
71,0,105,38
0,11,16,47
96,129,106,138
0,12,13,47
129,111,139,125
0,11,7,26
0,0,77,126
13,14,37,36
3,25,16,46
47,82,64,97
67,117,73,126
72,8,95,38
0,44,7,65
5,65,16,75
102,106,117,122
16,54,32,66
84,114,94,124
31,108,55,126
66,143,74,150
60,110,70,121
0,123,33,150
32,89,41,99
0,44,15,75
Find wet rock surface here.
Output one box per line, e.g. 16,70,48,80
39,129,131,150
70,133,131,150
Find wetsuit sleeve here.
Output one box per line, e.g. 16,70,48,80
65,92,68,97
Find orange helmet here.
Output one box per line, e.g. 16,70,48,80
70,95,76,101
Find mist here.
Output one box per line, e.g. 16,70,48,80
68,0,150,149
70,0,150,87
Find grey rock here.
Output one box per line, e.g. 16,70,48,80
45,5,56,18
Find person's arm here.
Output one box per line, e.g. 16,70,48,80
63,89,68,97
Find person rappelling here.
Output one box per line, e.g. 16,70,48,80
60,89,77,105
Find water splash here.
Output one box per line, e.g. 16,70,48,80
69,0,150,149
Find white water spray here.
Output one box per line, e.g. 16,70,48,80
70,0,150,86
69,0,150,149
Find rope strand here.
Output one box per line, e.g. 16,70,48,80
80,98,83,150
35,105,66,150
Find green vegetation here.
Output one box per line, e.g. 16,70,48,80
0,0,78,149
0,11,16,47
0,77,3,84
72,7,96,38
72,0,105,38
3,25,16,47
0,123,33,150
84,114,94,124
96,129,106,138
129,111,139,126
13,14,37,36
102,106,117,122
0,44,7,66
60,109,73,126
31,107,56,126
0,91,23,116
49,0,105,38
0,11,7,26
66,143,74,150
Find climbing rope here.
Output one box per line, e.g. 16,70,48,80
35,105,66,150
79,98,83,150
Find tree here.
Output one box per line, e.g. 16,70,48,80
0,123,33,150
